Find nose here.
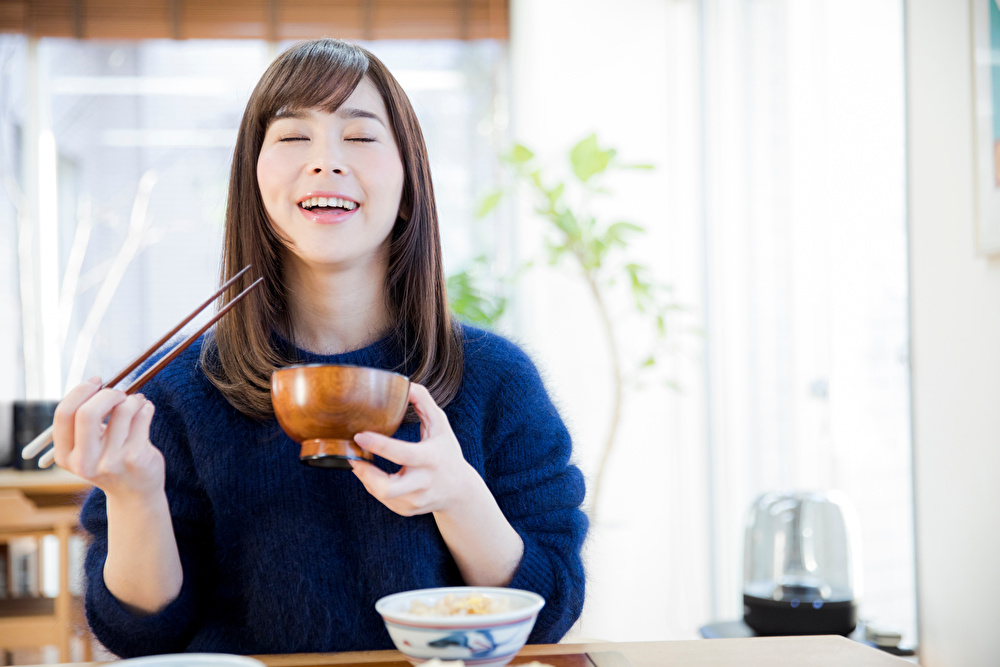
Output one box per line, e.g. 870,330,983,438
309,140,348,175
312,163,346,175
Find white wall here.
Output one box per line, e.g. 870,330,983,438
906,1,1000,666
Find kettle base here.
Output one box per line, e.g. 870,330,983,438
744,594,857,636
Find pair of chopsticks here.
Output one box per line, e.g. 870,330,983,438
23,266,263,469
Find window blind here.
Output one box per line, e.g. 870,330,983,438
0,0,508,40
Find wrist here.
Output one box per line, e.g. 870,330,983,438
436,463,490,519
105,485,169,517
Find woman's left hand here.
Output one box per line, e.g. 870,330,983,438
350,382,478,517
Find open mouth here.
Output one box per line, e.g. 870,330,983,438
298,196,358,212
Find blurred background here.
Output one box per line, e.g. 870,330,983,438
0,1,997,666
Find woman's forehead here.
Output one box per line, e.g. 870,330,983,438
271,76,387,122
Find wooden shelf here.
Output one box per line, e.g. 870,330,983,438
0,468,91,508
0,488,91,661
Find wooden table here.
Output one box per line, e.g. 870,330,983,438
17,636,915,666
249,637,912,667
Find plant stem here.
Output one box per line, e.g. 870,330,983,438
583,268,623,521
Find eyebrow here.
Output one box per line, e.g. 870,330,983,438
337,106,388,128
271,106,387,129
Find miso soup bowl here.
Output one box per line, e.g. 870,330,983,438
270,364,409,469
375,587,545,667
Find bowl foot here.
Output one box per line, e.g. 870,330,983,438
299,438,373,469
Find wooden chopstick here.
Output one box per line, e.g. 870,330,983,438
35,275,263,469
22,268,262,467
102,265,253,391
120,275,264,396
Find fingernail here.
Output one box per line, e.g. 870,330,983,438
87,376,102,385
135,393,145,401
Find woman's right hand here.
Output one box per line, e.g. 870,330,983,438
52,376,165,501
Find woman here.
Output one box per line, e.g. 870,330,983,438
54,39,587,657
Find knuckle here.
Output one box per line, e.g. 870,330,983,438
96,459,119,478
53,402,70,423
116,395,142,415
76,399,100,423
123,449,144,469
71,456,94,480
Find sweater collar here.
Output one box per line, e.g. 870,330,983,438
272,329,406,374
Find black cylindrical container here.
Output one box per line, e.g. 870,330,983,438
12,401,58,471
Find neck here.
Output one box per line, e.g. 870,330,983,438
281,247,393,355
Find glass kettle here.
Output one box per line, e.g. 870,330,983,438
743,490,862,636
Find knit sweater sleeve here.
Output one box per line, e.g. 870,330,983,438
80,389,214,657
479,340,588,644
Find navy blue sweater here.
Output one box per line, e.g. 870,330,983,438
80,325,588,657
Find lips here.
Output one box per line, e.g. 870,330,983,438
298,204,358,225
296,193,360,225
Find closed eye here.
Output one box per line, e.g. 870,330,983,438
347,137,376,143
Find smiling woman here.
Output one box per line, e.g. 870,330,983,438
46,38,589,659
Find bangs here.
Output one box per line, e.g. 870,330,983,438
257,40,370,125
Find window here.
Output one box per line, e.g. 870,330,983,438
0,36,506,401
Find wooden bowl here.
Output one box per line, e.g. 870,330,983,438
271,364,410,469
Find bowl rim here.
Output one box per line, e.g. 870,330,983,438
271,363,410,381
375,586,545,628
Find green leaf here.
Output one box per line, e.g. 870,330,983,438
642,355,656,368
608,221,644,236
476,189,504,218
604,221,644,248
570,134,616,183
546,241,568,265
446,264,507,328
552,210,581,239
584,238,606,269
547,183,565,206
621,163,655,170
508,144,535,164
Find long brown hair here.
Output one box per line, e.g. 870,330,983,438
202,38,464,421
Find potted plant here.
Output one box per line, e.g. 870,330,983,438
451,135,687,518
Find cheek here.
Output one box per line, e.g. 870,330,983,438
256,155,276,200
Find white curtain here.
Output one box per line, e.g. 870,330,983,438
510,0,913,641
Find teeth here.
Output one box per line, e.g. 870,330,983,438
299,197,358,211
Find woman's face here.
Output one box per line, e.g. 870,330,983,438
256,76,405,272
